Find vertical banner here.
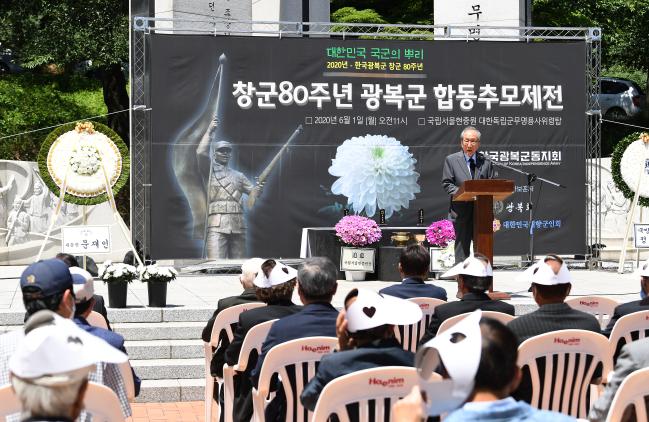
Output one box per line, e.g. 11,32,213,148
149,35,586,259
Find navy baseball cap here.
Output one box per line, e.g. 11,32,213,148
20,259,73,299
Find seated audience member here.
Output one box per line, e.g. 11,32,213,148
225,259,302,422
509,256,601,404
602,258,649,337
300,288,422,415
202,257,264,375
589,337,649,421
9,310,128,422
400,310,573,421
379,244,447,301
56,252,110,329
70,266,141,396
507,255,600,344
419,254,514,344
0,259,132,421
251,257,340,421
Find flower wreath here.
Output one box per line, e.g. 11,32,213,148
611,131,649,207
38,121,130,206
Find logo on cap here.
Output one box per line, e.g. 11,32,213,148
26,274,36,284
67,336,83,345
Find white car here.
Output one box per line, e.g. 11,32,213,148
597,77,645,120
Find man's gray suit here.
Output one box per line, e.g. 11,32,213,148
441,151,494,263
588,337,649,421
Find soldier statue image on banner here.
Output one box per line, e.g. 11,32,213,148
197,117,262,259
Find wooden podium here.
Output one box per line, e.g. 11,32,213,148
453,179,515,299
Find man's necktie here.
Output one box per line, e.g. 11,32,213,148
469,158,476,179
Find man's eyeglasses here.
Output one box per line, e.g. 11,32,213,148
462,139,480,145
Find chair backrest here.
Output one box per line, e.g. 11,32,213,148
118,361,135,401
209,302,266,347
0,381,124,422
566,296,619,329
253,336,338,422
87,311,109,330
0,383,21,417
394,297,445,352
438,311,515,334
203,302,264,422
311,366,418,422
605,366,649,422
234,318,277,371
608,310,649,362
517,329,613,419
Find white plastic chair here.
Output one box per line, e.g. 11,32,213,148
87,311,110,329
0,381,124,422
605,366,649,422
118,361,135,402
252,336,338,422
311,366,418,422
437,310,515,334
566,296,618,329
608,310,649,363
394,297,445,352
203,302,265,422
517,329,613,419
222,319,277,422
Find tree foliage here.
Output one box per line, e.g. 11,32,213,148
0,0,130,141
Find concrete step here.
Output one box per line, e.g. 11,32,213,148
112,321,205,341
131,358,204,380
125,339,204,360
136,379,204,403
106,307,214,323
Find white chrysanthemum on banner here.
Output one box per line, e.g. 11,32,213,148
328,134,420,218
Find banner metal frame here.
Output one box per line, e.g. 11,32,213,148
130,19,602,267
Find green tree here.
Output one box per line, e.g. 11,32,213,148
330,0,432,24
0,0,130,142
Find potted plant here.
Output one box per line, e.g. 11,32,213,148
334,215,382,281
139,264,177,307
99,261,138,308
426,220,456,272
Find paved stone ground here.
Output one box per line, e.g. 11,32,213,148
0,265,642,311
128,401,204,422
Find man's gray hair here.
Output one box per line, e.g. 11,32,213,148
11,375,85,419
460,126,481,141
297,257,338,299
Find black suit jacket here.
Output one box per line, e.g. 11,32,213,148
300,338,414,414
251,302,338,387
225,300,302,422
441,151,493,221
508,302,601,345
379,277,447,301
419,292,514,345
602,297,649,337
202,288,259,342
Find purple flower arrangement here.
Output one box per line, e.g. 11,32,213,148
335,215,382,247
426,219,456,248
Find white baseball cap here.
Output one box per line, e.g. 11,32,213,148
69,267,94,303
253,260,297,288
442,255,493,278
415,310,483,416
345,289,422,333
527,261,572,286
9,310,127,386
637,259,649,277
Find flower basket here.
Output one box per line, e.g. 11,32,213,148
426,220,456,272
425,219,456,248
139,265,177,308
99,261,137,308
335,216,381,281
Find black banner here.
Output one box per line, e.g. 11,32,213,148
149,34,586,259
